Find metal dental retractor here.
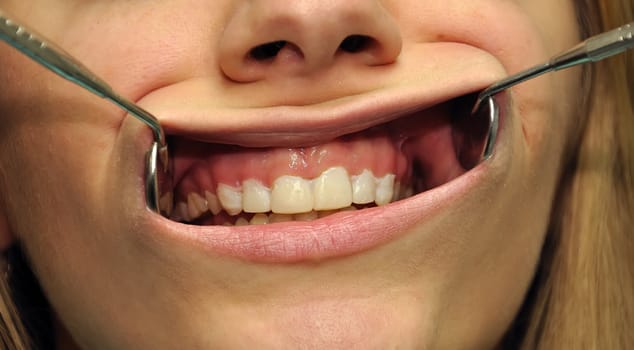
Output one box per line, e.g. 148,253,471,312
466,22,634,169
0,10,172,215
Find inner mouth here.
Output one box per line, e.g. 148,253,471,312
159,93,486,226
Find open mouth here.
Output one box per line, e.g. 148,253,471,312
157,92,493,226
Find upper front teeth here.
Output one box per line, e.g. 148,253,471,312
312,167,353,210
271,175,314,214
170,166,409,222
243,179,271,213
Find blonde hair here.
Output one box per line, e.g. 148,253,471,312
507,0,634,348
1,1,632,348
0,259,29,349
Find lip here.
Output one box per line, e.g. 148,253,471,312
154,70,504,148
138,73,509,263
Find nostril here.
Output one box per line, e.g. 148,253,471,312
249,40,287,61
339,35,373,53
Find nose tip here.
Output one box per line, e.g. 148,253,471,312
219,0,402,83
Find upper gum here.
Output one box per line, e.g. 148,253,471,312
174,128,409,198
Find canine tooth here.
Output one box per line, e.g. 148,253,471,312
187,193,204,220
242,179,271,213
174,202,190,222
375,174,396,206
351,169,376,204
313,167,352,210
217,184,243,216
235,217,249,226
159,192,174,216
269,213,293,223
294,211,318,221
393,181,401,201
192,193,208,211
271,175,313,214
250,213,269,225
205,191,222,215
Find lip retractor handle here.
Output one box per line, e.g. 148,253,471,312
475,22,634,109
465,22,634,167
0,9,172,215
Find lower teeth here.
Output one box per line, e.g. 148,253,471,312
195,205,365,226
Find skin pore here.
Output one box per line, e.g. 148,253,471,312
0,0,582,349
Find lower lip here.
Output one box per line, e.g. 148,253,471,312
149,163,488,263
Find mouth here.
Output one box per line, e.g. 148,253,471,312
145,83,506,262
164,92,488,224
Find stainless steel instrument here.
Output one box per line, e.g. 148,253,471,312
470,22,633,166
0,10,172,215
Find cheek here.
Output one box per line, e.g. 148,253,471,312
512,0,582,151
0,72,120,246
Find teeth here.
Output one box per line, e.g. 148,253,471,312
175,167,408,223
250,213,269,225
173,202,190,222
187,193,208,220
271,175,314,214
313,166,352,211
393,181,401,202
351,169,376,205
205,191,222,215
242,179,271,213
159,192,174,216
318,209,338,218
269,213,293,223
235,217,249,226
294,211,318,221
217,184,243,216
375,174,395,206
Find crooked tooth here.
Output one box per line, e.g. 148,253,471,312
271,175,313,214
351,169,376,204
250,213,269,225
187,193,205,220
375,174,395,206
205,191,222,215
159,192,174,216
217,184,243,216
242,179,271,213
174,202,190,222
192,192,208,211
313,167,352,211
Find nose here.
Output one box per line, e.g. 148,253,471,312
219,0,402,82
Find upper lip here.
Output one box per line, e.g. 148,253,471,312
154,75,500,148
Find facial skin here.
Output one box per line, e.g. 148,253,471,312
0,0,581,349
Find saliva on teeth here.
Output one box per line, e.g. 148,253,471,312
165,166,412,226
